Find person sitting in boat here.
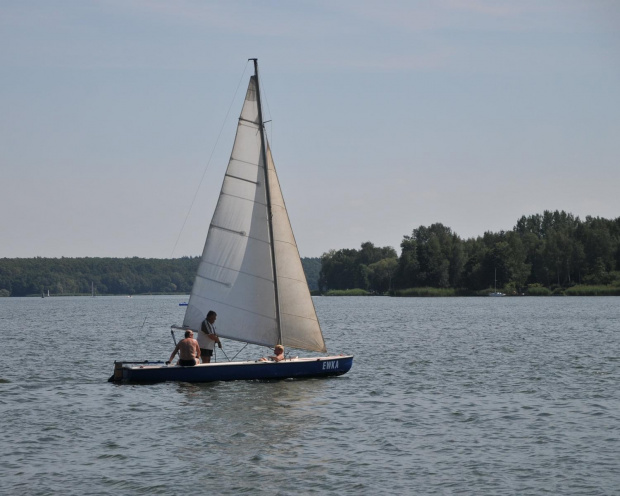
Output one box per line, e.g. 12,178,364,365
167,330,201,367
260,344,285,362
198,310,222,364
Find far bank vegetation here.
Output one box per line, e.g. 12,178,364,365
318,211,620,296
1,210,619,297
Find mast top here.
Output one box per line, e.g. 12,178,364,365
250,58,259,76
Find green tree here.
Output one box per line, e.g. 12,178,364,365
319,243,397,291
400,223,461,288
368,257,398,292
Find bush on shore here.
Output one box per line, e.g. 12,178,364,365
526,284,552,296
324,289,371,296
391,287,456,297
564,285,620,296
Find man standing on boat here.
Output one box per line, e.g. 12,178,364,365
198,310,222,363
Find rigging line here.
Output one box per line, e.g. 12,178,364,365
218,346,231,362
169,60,251,258
136,310,150,344
259,74,273,145
230,343,248,361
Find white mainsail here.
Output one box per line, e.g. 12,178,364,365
182,72,326,353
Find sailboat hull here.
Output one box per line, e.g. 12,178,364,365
109,355,353,384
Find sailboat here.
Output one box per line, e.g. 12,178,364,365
489,268,505,297
110,60,353,383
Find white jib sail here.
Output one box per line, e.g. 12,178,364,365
183,74,326,353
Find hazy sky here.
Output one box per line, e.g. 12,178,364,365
2,1,619,259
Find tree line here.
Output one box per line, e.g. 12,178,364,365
0,257,199,297
0,256,322,297
2,211,618,297
319,211,620,294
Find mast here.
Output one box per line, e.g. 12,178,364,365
250,58,282,346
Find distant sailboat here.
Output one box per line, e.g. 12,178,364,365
110,59,353,383
489,268,505,297
91,282,95,298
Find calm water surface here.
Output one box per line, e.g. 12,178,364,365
0,296,618,495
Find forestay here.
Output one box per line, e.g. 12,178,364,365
182,74,326,353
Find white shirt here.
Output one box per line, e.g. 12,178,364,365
197,320,216,350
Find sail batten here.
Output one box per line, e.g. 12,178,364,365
195,264,275,285
194,274,232,287
183,65,326,353
210,225,247,236
225,174,259,185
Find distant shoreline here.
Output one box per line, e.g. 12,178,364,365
314,286,620,297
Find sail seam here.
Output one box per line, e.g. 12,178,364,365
276,274,307,284
189,295,278,330
229,157,261,168
208,223,274,248
219,191,267,207
280,312,320,322
274,239,297,249
196,264,274,284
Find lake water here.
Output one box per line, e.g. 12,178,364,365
0,295,618,495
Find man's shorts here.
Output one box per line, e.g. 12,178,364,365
200,348,213,358
179,359,196,366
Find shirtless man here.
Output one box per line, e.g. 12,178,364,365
167,330,201,366
260,344,285,362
